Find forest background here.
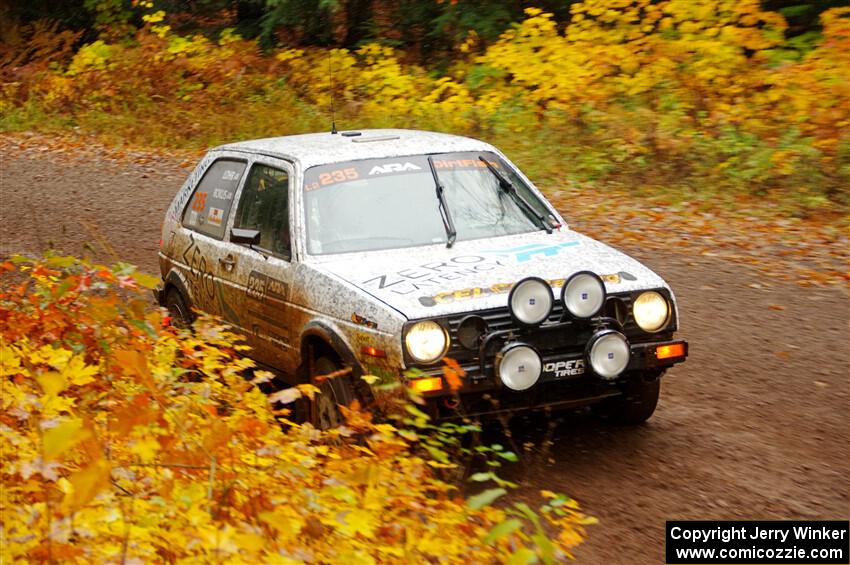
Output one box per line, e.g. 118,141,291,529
2,0,849,217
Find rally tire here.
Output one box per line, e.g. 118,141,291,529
309,356,355,430
164,288,193,328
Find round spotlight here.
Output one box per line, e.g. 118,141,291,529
586,330,630,380
457,315,488,350
562,271,606,319
496,343,542,391
508,277,553,326
633,290,670,333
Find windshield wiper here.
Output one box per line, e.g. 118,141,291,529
428,156,457,248
479,156,552,234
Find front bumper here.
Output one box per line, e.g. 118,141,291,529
407,339,687,417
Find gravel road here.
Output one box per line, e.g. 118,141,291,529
2,140,847,564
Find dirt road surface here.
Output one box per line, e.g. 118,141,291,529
2,141,848,564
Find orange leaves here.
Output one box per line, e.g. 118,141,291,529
442,357,466,392
111,394,159,436
202,420,231,454
114,348,156,389
340,399,373,430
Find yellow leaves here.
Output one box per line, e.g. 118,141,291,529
26,348,99,398
337,508,379,538
37,371,68,397
62,458,111,513
259,507,306,544
0,343,23,378
296,383,321,400
43,418,92,460
66,40,114,76
142,10,166,24
130,271,161,289
360,374,379,385
2,256,595,562
130,435,161,463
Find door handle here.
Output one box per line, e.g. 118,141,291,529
219,255,236,271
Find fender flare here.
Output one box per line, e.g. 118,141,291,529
300,320,363,377
300,320,375,405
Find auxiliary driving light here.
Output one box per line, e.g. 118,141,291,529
508,277,553,326
562,271,606,319
457,315,488,350
496,343,542,391
586,330,630,380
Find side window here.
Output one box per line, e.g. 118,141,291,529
234,164,291,259
182,159,246,239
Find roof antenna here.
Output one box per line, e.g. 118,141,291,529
328,49,338,134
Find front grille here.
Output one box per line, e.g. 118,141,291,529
445,303,565,362
443,294,643,362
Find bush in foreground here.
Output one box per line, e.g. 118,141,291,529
0,255,595,563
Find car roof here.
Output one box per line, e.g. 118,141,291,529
214,128,497,169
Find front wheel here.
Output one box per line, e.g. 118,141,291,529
164,288,193,328
595,374,661,425
309,356,355,430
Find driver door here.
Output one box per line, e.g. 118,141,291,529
218,158,298,373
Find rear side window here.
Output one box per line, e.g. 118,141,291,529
234,164,290,259
182,159,246,239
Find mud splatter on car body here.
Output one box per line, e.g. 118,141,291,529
158,129,687,421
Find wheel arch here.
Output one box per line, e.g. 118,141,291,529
162,269,192,308
299,320,364,383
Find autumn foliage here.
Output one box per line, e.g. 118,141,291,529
0,255,595,563
1,1,848,214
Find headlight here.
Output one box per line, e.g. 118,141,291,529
405,320,449,364
508,277,553,326
633,291,670,332
562,271,606,319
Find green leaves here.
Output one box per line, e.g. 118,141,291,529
467,487,507,510
484,518,523,544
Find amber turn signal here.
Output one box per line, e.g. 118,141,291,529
409,377,443,393
655,343,686,360
361,346,386,358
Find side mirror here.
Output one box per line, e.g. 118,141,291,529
231,228,261,245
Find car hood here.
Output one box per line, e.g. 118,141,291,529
309,229,669,319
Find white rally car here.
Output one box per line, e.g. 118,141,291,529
157,129,688,428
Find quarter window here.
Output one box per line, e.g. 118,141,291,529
182,159,245,239
234,164,291,259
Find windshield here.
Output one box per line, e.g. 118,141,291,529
303,151,552,255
